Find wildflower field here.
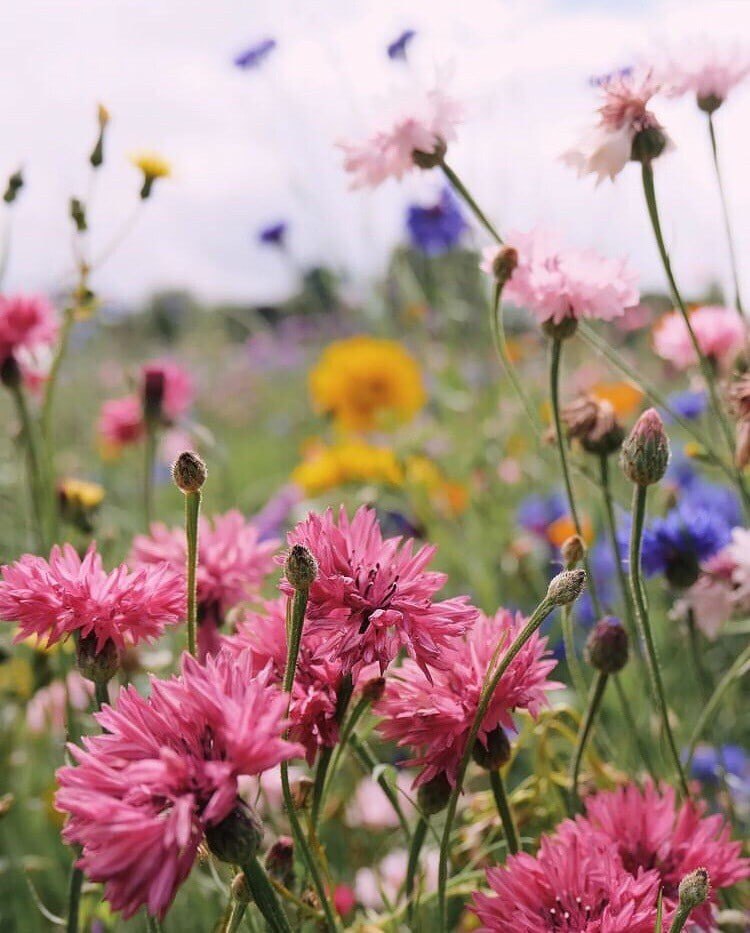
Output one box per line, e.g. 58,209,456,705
1,8,749,933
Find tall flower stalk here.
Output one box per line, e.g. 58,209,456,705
172,452,207,656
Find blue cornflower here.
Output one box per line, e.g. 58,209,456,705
641,503,732,587
258,221,287,247
517,492,566,539
690,744,749,785
665,389,707,422
234,38,277,70
406,188,467,257
681,477,742,529
387,29,416,61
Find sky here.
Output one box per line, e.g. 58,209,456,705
2,0,750,307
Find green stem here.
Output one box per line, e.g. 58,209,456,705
707,112,745,318
686,642,750,767
145,914,163,932
310,746,333,828
437,594,557,929
224,901,247,933
668,902,697,933
94,680,110,711
405,815,429,925
320,693,371,811
349,735,411,843
628,484,689,798
241,855,292,933
440,161,503,244
488,770,519,855
65,860,83,933
143,424,157,528
569,671,608,806
185,489,201,657
9,381,47,546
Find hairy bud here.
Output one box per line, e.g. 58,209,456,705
560,534,585,569
417,771,451,816
620,408,670,486
205,800,264,865
472,727,511,771
172,451,207,493
547,569,586,607
284,544,318,590
678,867,710,910
585,617,629,674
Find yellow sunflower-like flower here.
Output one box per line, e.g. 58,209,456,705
309,336,426,433
292,440,403,496
130,151,172,199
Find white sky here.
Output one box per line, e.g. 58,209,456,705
2,0,750,306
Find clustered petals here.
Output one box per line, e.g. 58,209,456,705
653,306,744,372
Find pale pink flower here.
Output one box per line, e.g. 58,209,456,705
653,306,745,371
0,293,58,370
97,395,144,449
0,543,184,652
55,650,303,920
482,229,640,326
282,506,476,679
580,781,749,929
141,358,194,422
472,822,661,932
726,526,750,605
661,41,750,107
345,773,416,829
376,609,559,787
563,69,671,183
354,847,439,910
339,84,463,188
26,671,94,735
677,548,737,639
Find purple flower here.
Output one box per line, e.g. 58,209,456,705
406,187,467,256
665,389,707,421
387,29,416,61
234,38,277,70
517,492,566,539
641,503,732,587
258,221,287,247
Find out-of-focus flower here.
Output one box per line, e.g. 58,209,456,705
55,651,302,920
130,152,171,199
660,41,750,111
27,671,94,735
561,394,624,455
282,506,475,679
338,82,462,188
97,395,144,456
257,221,287,247
406,187,467,256
691,744,749,787
387,29,416,61
517,492,566,539
252,485,302,542
726,526,750,604
677,548,737,639
562,68,671,183
666,388,708,421
483,229,640,328
580,781,749,929
140,359,193,424
404,455,469,517
642,502,732,587
309,336,425,432
377,609,558,787
0,544,184,652
355,848,439,910
58,478,105,533
234,38,277,70
547,513,594,549
590,381,644,420
472,822,661,932
653,306,744,372
0,294,58,383
728,373,750,468
292,440,403,496
345,773,416,829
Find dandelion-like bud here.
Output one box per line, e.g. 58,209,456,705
172,451,207,494
620,408,670,486
678,867,710,910
560,534,585,569
585,617,628,674
472,726,511,771
417,771,452,816
562,395,624,457
3,168,23,205
205,800,264,865
76,632,119,685
412,137,447,170
361,676,386,703
231,872,252,904
284,544,318,590
265,836,294,889
547,569,586,607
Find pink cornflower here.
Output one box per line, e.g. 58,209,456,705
55,650,303,920
661,41,750,108
579,781,750,929
224,597,342,764
282,506,475,679
339,83,463,188
141,358,193,423
26,671,93,735
0,543,184,652
563,68,671,183
131,511,278,657
676,548,737,639
653,306,745,371
376,609,559,787
98,395,145,450
0,293,58,369
482,229,640,327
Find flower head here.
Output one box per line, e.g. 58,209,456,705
562,394,625,455
483,229,640,327
292,440,403,496
141,358,193,423
661,41,750,110
642,502,732,587
55,650,302,919
309,336,425,432
377,608,558,786
0,543,183,652
97,395,144,454
0,294,58,382
130,152,171,199
654,306,744,372
282,506,475,679
406,187,467,256
338,83,462,188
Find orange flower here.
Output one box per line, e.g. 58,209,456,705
547,514,594,548
590,381,644,420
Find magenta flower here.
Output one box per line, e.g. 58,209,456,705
472,822,661,932
482,229,640,327
376,609,559,787
141,358,194,422
97,395,145,450
653,306,744,372
0,293,58,370
0,543,184,652
224,597,343,765
579,782,749,929
282,506,475,679
661,41,750,108
338,83,462,188
55,650,303,920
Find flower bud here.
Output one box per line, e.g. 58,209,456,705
472,727,511,771
172,451,207,493
361,676,386,703
417,771,451,816
76,632,119,685
231,872,252,904
547,569,586,607
620,408,670,486
560,534,585,570
90,104,110,169
630,125,669,164
3,168,23,205
698,93,722,114
585,617,628,674
562,395,624,457
678,867,710,910
69,197,87,232
0,354,22,389
142,368,166,423
412,137,447,170
489,246,518,288
541,317,578,341
284,544,318,590
265,836,294,889
205,800,264,865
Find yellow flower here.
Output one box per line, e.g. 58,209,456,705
591,381,644,420
404,456,469,517
309,336,425,433
130,151,171,179
58,478,105,510
292,440,403,495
